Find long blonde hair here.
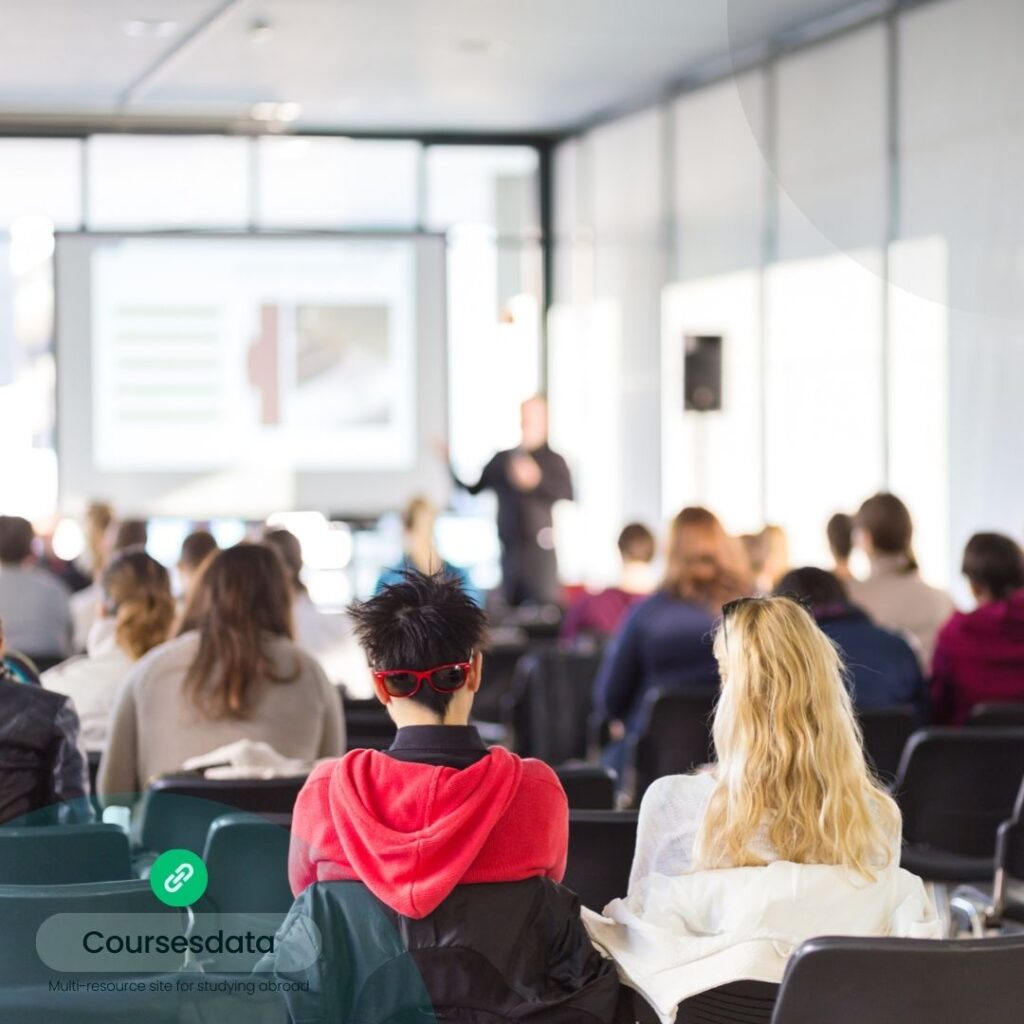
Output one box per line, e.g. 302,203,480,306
694,596,900,879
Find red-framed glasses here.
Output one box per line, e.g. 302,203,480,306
372,659,473,699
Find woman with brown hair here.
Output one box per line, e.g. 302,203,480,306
44,549,175,752
593,507,752,774
98,544,345,800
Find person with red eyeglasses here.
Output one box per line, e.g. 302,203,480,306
288,570,570,915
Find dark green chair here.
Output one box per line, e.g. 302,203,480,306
0,823,131,884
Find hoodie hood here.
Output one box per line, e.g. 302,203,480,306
960,590,1024,640
329,745,523,918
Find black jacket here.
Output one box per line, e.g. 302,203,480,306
266,878,620,1022
0,676,90,824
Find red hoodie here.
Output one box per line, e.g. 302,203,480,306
931,591,1024,724
289,744,569,918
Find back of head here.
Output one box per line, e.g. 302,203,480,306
617,522,656,565
101,549,175,660
0,516,34,566
183,544,295,719
962,532,1024,601
401,496,436,535
350,570,487,719
856,493,916,568
179,530,218,572
775,567,849,612
113,519,148,553
84,502,115,567
697,596,899,878
663,507,751,612
826,513,854,561
263,528,305,593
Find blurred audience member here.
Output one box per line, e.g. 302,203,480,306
376,497,481,605
0,617,90,824
446,394,573,607
741,524,790,594
0,515,72,665
827,512,855,582
264,527,373,697
561,522,656,646
44,550,175,752
931,532,1024,724
848,493,953,668
585,597,936,1015
79,502,115,580
775,567,926,716
593,507,752,772
70,517,149,653
177,529,219,607
99,544,345,801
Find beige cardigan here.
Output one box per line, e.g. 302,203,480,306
98,630,345,800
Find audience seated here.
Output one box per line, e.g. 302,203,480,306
374,496,482,605
66,502,114,648
848,493,953,668
70,517,148,653
176,528,219,610
561,521,656,646
289,571,568,911
0,616,90,824
263,526,373,697
98,543,344,801
932,532,1024,724
43,549,175,752
593,507,752,772
744,523,790,594
583,596,940,1022
0,515,72,665
775,567,926,716
827,512,855,582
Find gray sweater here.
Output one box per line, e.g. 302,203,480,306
98,630,345,800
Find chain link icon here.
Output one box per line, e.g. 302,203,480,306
163,862,195,894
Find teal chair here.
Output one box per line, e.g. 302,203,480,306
0,823,131,884
201,812,293,916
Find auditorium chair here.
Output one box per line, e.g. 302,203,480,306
895,728,1024,881
555,764,617,809
624,688,716,803
504,647,602,761
770,934,1024,1024
857,705,917,784
138,773,307,858
968,702,1024,728
201,812,293,916
341,695,396,750
564,810,638,911
0,823,131,885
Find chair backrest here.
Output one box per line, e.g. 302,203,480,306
563,810,638,911
0,823,131,884
894,728,1024,857
771,934,1024,1024
139,774,307,855
474,639,530,724
627,688,716,801
968,702,1024,728
508,649,603,763
857,705,917,783
202,812,293,916
622,981,778,1024
555,764,616,810
0,879,178,985
341,696,396,751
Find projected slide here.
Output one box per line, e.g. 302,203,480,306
90,238,416,472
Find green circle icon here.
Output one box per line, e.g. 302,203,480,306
150,849,208,907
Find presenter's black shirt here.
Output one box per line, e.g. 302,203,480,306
452,443,573,550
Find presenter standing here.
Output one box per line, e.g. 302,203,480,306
445,395,573,607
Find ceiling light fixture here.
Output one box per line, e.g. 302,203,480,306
248,17,273,43
123,19,178,38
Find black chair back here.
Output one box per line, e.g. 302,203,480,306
202,812,293,916
341,696,396,750
771,934,1024,1024
968,702,1024,728
896,728,1024,858
507,648,603,761
473,637,529,724
139,773,307,855
556,765,617,809
564,810,638,911
622,981,778,1024
0,823,130,885
627,688,716,801
858,705,917,783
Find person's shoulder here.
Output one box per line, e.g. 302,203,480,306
41,653,91,688
641,771,716,813
30,566,72,598
517,757,569,799
131,632,195,682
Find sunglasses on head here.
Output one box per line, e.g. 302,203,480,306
372,658,474,699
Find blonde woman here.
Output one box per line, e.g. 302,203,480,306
585,596,940,1023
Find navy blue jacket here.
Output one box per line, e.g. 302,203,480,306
817,606,927,717
593,591,719,736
